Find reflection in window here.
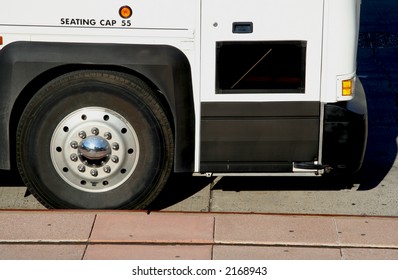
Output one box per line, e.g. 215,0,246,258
216,41,307,93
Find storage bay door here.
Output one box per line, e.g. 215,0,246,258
199,0,324,172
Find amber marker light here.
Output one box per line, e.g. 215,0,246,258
342,79,354,96
119,5,133,19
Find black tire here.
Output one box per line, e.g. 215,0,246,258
16,70,174,209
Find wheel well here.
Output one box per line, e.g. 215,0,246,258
10,65,175,169
4,41,195,172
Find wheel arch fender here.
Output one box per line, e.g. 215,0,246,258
1,41,195,172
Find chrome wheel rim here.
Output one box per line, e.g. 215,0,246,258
50,107,139,193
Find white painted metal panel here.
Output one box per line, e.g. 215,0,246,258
0,0,197,35
200,0,324,102
321,0,361,102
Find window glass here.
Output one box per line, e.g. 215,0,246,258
216,41,307,93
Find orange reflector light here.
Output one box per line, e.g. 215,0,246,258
0,36,3,45
119,6,133,19
342,79,353,96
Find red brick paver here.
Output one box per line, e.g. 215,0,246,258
90,212,214,244
1,211,398,260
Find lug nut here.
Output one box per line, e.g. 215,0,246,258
70,141,78,149
111,155,119,163
78,164,86,173
103,165,111,173
78,131,87,139
90,169,98,177
70,153,78,162
112,142,119,151
91,127,99,135
104,132,112,140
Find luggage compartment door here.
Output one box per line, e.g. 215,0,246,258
200,0,324,172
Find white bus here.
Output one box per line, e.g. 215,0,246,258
0,0,367,209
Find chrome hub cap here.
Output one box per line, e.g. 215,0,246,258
78,135,111,163
50,107,139,193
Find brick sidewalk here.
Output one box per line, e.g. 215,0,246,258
1,211,398,260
